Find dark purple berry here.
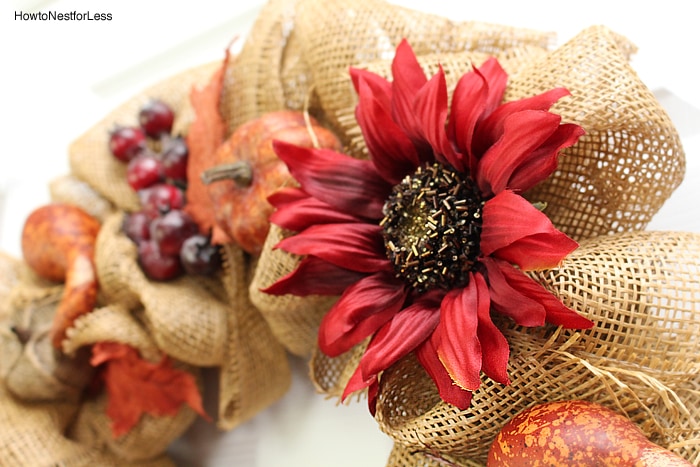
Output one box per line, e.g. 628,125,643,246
137,240,183,281
109,126,146,162
150,209,199,256
139,99,174,137
180,234,222,275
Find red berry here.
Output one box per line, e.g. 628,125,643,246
122,210,155,244
161,136,189,183
126,154,164,190
180,234,221,275
139,99,174,137
137,240,183,281
138,183,185,215
109,126,146,162
150,209,199,256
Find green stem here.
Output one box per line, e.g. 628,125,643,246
200,161,253,187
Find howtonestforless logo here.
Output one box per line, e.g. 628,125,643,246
15,10,112,21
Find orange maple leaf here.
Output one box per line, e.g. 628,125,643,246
91,342,210,438
184,46,231,236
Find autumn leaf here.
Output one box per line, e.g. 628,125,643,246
184,46,231,235
91,342,210,438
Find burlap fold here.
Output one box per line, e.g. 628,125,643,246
216,243,291,430
224,0,554,134
0,253,179,466
365,231,699,465
0,385,175,467
93,213,229,367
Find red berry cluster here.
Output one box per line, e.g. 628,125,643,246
109,99,221,281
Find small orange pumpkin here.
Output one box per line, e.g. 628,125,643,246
487,400,693,466
201,110,341,255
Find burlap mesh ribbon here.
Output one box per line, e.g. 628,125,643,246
0,254,179,465
222,0,694,465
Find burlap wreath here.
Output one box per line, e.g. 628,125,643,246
1,0,696,464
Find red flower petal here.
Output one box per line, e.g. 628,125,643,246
476,88,571,149
416,334,474,410
352,70,422,184
435,277,484,391
350,66,392,110
476,110,562,196
341,367,380,415
491,262,594,329
472,272,510,386
412,65,463,170
481,257,546,327
275,223,391,273
318,271,408,356
390,39,432,152
506,122,584,193
481,190,578,270
269,190,364,232
358,292,442,381
262,256,366,296
267,186,308,207
273,141,390,219
448,58,507,172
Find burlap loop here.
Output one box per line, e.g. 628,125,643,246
366,231,700,465
68,61,220,212
4,327,94,403
63,304,162,363
94,213,229,367
249,224,338,356
0,253,179,466
49,174,116,223
216,244,292,429
224,0,554,137
0,384,178,467
516,26,685,240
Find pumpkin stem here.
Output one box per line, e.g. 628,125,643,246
200,161,253,187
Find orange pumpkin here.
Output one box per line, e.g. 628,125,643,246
201,110,341,255
487,400,693,466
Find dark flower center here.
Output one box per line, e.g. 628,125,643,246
380,163,483,293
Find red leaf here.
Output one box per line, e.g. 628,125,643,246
91,342,210,438
184,47,231,235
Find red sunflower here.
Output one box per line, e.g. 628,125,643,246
265,39,594,412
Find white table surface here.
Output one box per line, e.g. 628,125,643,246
2,1,699,466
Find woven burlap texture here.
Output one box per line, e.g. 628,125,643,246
89,211,291,431
0,253,178,466
374,231,700,466
225,1,692,465
63,23,292,436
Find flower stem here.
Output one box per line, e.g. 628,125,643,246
200,161,253,187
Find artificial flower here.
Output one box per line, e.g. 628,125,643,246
265,39,594,412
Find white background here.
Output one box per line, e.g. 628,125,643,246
2,1,700,466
